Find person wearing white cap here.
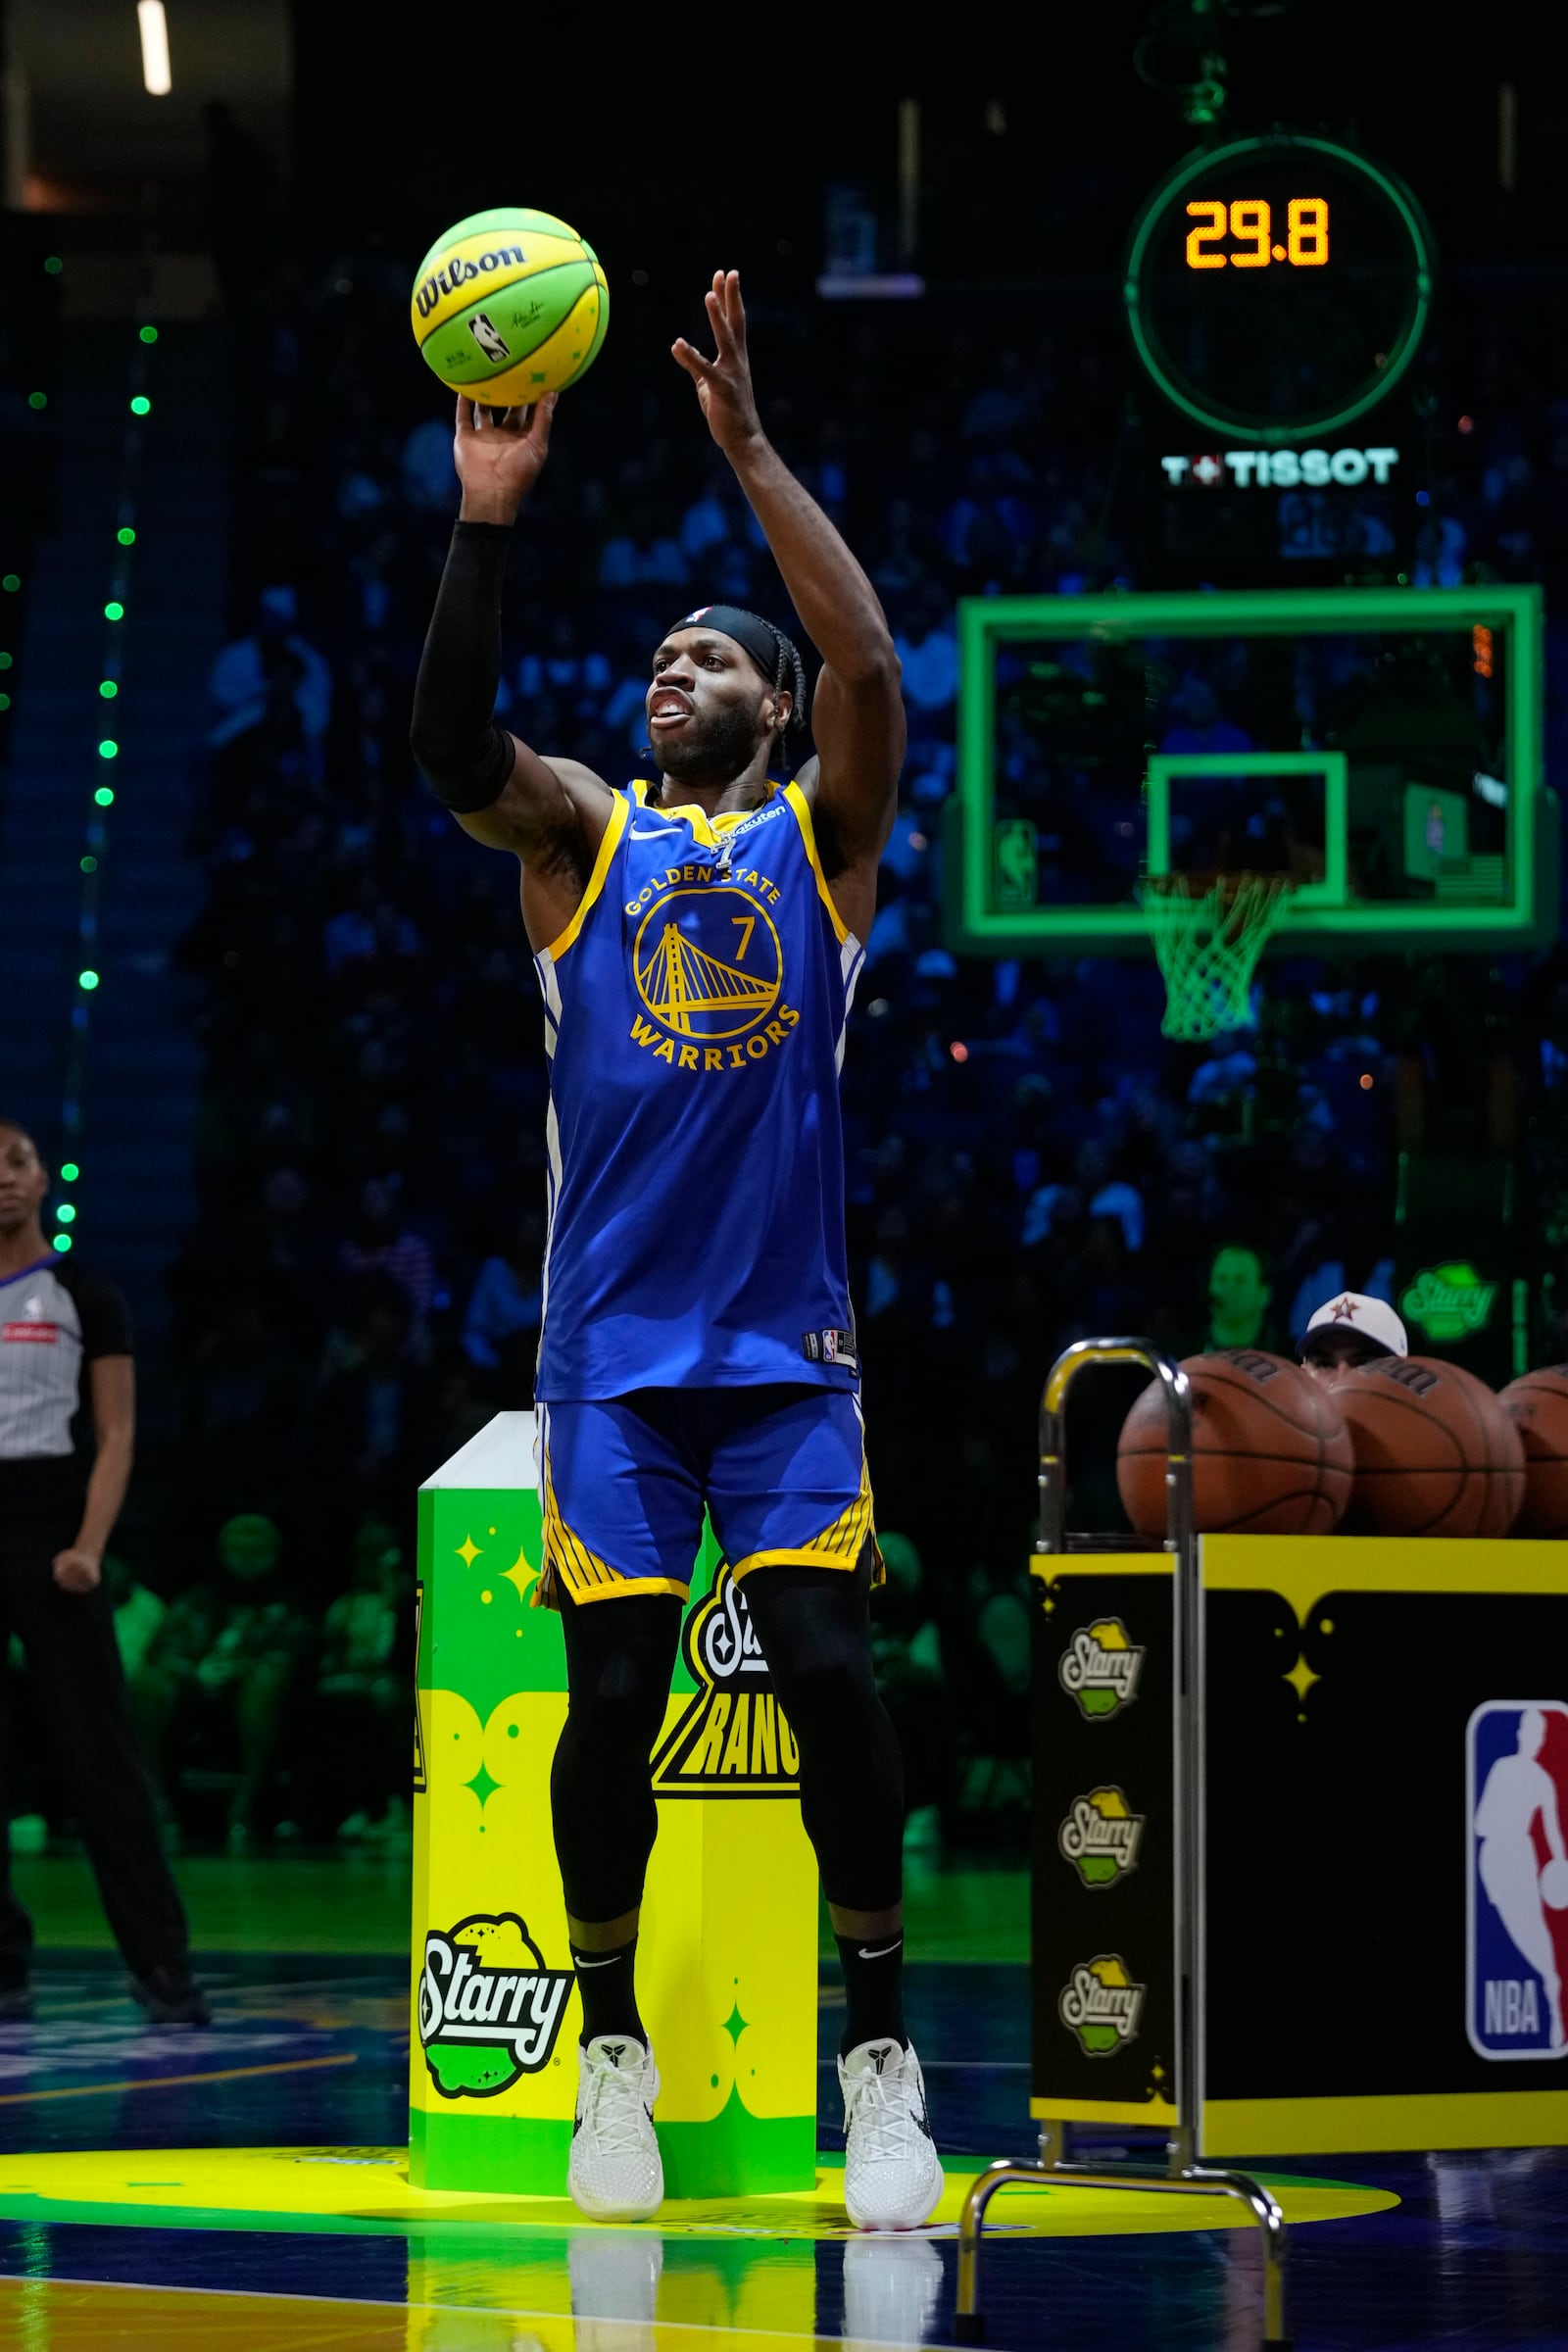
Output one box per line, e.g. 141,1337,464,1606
1298,1291,1409,1379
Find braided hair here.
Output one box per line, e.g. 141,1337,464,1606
760,619,808,749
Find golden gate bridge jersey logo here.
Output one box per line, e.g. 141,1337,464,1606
633,885,783,1042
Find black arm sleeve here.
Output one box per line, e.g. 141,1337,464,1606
409,519,519,813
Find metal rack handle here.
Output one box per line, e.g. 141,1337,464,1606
1037,1336,1193,1554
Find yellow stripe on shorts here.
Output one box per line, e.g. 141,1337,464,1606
536,1440,691,1608
731,1452,884,1583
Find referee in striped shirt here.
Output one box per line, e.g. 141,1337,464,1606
0,1118,207,2022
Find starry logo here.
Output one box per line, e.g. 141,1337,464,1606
1400,1262,1498,1342
651,1563,800,1797
1058,1955,1147,2055
1057,1788,1146,1887
417,1912,573,2098
1058,1620,1146,1720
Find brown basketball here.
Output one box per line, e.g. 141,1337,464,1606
1498,1365,1568,1536
1117,1349,1353,1536
1330,1354,1524,1537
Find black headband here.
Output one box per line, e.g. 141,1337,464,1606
666,604,784,688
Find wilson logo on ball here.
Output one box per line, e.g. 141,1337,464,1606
414,246,526,318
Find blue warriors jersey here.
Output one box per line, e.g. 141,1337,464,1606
533,781,866,1400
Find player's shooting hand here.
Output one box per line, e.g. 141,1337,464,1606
52,1546,102,1595
454,393,557,524
672,271,763,456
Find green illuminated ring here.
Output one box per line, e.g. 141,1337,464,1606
1124,133,1434,446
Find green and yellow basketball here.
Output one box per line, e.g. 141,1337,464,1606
410,207,608,407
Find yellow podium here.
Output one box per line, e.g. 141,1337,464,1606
411,1411,819,2196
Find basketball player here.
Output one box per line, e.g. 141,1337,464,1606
0,1118,207,2022
1298,1292,1408,1379
410,271,941,2229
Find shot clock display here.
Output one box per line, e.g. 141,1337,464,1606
1184,196,1328,270
1126,134,1433,443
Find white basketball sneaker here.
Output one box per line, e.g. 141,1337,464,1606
839,2037,944,2230
567,2035,663,2222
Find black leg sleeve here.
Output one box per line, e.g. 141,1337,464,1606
741,1548,905,1915
552,1590,684,1924
408,519,517,812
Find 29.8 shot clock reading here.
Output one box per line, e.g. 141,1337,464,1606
1186,198,1329,270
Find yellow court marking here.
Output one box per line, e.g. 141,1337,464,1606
0,2278,407,2350
0,2053,356,2108
0,2273,853,2351
0,2144,1396,2242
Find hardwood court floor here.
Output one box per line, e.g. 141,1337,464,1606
0,1853,1561,2349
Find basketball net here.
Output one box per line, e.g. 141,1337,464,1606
1139,872,1296,1044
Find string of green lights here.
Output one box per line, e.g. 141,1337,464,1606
52,305,160,1257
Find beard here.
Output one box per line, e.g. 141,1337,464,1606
651,700,763,786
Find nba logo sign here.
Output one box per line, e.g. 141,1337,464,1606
1466,1701,1568,2060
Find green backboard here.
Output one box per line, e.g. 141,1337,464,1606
945,586,1555,957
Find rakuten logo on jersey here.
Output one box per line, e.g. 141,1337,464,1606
1,1323,58,1344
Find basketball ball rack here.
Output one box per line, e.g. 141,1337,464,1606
954,1338,1290,2349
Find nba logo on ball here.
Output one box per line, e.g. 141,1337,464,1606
1466,1700,1568,2060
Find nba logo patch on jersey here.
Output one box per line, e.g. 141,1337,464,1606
3,1291,58,1343
1466,1700,1568,2061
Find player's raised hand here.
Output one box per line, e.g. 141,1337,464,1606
455,393,557,525
673,270,763,455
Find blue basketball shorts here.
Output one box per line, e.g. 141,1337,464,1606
535,1384,880,1606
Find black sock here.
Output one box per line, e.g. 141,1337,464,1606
571,1934,645,2049
835,1929,906,2056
